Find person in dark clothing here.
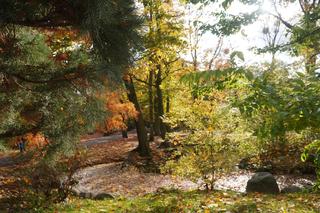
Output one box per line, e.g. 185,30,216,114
21,137,27,152
18,139,23,153
18,137,27,153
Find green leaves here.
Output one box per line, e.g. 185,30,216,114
230,51,244,62
221,0,234,9
302,139,320,189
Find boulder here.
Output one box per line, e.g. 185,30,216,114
79,192,93,199
158,140,172,149
246,172,279,194
93,193,114,200
281,185,303,194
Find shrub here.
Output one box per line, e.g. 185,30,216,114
163,94,253,190
302,140,320,190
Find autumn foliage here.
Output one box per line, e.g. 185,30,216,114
9,133,48,149
102,91,138,133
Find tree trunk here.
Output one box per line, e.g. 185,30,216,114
148,70,154,142
166,95,170,113
153,96,161,136
123,75,150,157
305,51,316,74
122,130,128,138
155,65,166,139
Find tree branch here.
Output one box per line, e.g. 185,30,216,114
0,64,89,84
10,19,75,28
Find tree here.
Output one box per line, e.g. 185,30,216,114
123,74,151,156
103,90,138,135
189,0,320,74
131,0,186,140
0,0,141,159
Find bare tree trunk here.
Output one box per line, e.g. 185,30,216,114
166,95,170,113
154,96,161,136
122,130,128,138
148,70,154,141
155,65,166,139
123,75,151,157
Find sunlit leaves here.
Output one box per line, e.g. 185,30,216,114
103,91,138,133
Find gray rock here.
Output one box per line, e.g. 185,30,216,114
246,172,279,194
93,193,114,200
79,192,93,199
281,185,303,193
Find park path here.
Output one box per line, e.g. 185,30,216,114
0,130,137,168
81,130,137,148
0,154,15,167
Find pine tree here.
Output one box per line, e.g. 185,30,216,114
0,0,141,159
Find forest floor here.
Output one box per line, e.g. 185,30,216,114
74,131,315,197
0,131,319,212
52,189,320,212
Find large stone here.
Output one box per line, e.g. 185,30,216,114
79,192,93,199
246,172,279,194
93,193,114,200
281,185,303,194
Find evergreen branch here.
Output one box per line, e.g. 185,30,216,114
0,65,90,84
8,18,76,28
0,118,44,139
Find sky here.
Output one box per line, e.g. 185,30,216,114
182,0,303,69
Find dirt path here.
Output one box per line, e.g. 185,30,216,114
81,130,137,148
73,162,197,197
0,154,15,167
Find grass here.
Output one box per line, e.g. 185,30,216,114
50,189,320,213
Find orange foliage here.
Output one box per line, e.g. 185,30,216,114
104,91,138,133
24,133,49,149
8,132,49,149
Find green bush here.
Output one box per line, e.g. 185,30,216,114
163,93,254,189
302,140,320,190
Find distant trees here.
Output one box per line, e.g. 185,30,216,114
129,0,185,142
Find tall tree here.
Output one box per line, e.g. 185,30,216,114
123,74,151,156
132,0,185,139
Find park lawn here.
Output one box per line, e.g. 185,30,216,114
51,189,320,213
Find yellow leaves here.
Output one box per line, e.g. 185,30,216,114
203,208,211,213
78,117,85,125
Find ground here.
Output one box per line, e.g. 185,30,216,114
0,131,320,212
52,190,320,212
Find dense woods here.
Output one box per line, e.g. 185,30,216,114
0,0,320,212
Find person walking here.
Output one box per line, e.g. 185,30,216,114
18,136,27,153
21,137,27,152
18,137,23,153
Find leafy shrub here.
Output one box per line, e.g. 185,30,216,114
163,93,253,189
302,140,320,190
235,71,320,172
